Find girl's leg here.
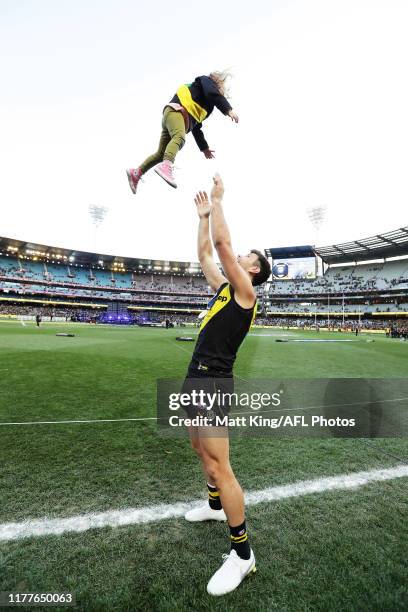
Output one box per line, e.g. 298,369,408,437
139,125,171,174
162,108,186,163
138,107,185,173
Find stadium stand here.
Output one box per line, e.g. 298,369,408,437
269,259,408,296
0,227,407,331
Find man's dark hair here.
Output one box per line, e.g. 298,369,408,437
250,249,271,286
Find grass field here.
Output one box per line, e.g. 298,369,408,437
0,321,407,611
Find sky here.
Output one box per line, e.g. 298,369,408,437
1,0,407,262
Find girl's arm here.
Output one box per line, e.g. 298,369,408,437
191,124,208,151
192,125,215,158
227,109,239,123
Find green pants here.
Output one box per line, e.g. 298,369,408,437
139,107,186,173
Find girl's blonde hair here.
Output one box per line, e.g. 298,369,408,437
209,69,233,98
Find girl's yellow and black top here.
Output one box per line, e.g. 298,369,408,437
169,75,232,152
190,283,257,374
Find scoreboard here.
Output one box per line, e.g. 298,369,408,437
264,245,317,280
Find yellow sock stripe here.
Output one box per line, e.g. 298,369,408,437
208,491,220,498
231,536,248,544
230,534,248,543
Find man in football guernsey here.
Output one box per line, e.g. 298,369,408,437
183,174,271,596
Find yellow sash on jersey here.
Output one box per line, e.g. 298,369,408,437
176,84,208,123
250,302,258,328
200,284,257,332
200,284,231,331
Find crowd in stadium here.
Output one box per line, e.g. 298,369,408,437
2,256,408,296
1,250,407,336
389,324,408,339
0,259,211,294
266,301,408,314
0,282,208,306
270,260,408,295
255,316,396,331
2,302,407,337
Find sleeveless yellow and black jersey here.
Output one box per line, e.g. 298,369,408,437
191,282,257,373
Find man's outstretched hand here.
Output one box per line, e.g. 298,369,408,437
194,190,211,218
203,148,215,159
210,173,224,202
227,110,239,123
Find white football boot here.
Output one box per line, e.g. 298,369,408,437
184,505,227,522
207,549,256,596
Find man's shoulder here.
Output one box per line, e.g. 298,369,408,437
230,285,257,310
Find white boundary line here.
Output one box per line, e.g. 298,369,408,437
1,396,407,426
0,417,158,425
0,465,407,542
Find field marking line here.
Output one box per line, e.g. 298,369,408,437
0,416,158,425
1,396,407,426
0,465,407,542
279,339,368,343
170,339,193,355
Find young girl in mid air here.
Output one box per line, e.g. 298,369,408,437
126,70,239,193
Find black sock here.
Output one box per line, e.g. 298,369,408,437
207,483,222,510
229,520,251,560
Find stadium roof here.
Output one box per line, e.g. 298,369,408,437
264,245,315,259
2,225,408,270
0,236,202,275
315,226,408,264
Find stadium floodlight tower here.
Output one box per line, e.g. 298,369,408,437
89,205,109,253
89,205,108,229
307,205,327,275
307,205,326,245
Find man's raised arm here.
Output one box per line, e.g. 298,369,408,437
210,174,256,307
195,191,227,292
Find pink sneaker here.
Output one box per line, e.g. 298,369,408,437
126,168,143,194
154,160,177,188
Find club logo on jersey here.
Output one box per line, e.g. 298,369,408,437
200,284,232,331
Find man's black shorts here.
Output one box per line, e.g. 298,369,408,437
181,362,234,422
